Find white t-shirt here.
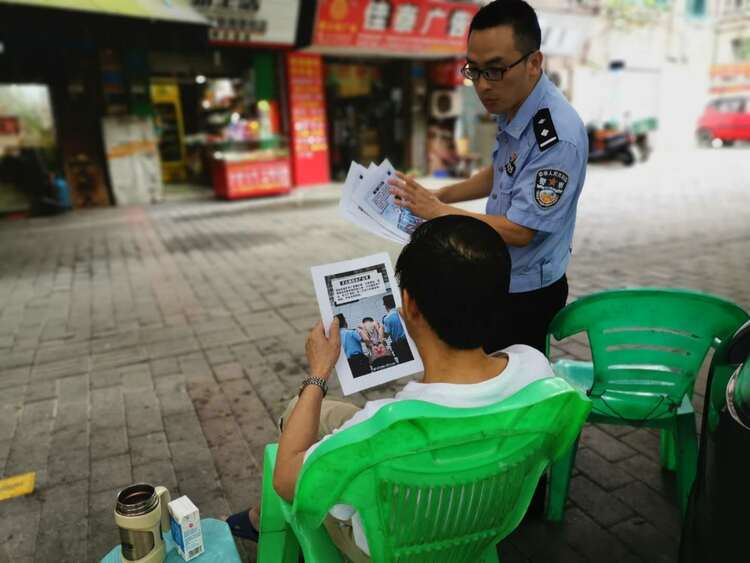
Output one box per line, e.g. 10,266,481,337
302,344,555,556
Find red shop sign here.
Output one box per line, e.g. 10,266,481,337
286,52,331,186
313,0,478,56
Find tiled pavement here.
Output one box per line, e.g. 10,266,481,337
1,148,749,562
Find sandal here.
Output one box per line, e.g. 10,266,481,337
226,510,260,542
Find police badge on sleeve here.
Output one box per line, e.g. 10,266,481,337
534,169,569,208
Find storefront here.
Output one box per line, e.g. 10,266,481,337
301,0,481,179
147,48,293,200
165,0,308,199
709,7,750,96
0,85,59,217
0,0,314,212
0,0,209,215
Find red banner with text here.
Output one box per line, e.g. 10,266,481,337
287,52,331,186
313,0,478,55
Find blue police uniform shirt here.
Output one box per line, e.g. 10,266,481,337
382,309,405,342
486,73,588,293
341,328,364,358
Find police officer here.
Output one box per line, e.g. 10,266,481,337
389,0,587,355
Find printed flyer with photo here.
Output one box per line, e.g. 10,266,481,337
339,159,425,245
311,252,423,395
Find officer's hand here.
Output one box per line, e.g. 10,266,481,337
388,172,448,220
305,318,340,380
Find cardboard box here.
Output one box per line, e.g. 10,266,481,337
168,496,204,561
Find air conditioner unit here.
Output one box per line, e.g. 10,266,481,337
431,89,462,119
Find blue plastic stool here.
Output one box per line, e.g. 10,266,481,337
100,518,241,562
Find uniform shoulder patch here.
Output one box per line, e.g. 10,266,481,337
533,108,559,152
535,169,569,208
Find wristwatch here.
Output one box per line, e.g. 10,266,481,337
298,376,328,398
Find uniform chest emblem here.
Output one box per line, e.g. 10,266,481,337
535,169,569,208
504,152,518,176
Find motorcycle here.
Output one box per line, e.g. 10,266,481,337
586,123,637,166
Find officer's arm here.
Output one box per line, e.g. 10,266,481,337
435,166,493,204
436,207,536,247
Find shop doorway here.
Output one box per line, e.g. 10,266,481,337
0,84,60,217
324,60,408,180
149,49,290,199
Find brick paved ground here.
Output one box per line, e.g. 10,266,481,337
1,148,749,562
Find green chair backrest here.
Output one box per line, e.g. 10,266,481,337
546,288,749,406
292,378,591,563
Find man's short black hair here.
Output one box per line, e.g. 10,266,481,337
469,0,541,54
383,294,396,310
335,313,348,329
396,216,511,350
362,317,374,323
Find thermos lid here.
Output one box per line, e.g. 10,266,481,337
116,483,159,517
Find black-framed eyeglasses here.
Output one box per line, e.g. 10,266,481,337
460,51,536,82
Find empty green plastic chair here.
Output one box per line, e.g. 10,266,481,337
258,378,591,563
544,288,749,520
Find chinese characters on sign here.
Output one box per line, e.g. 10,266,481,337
192,0,300,46
313,0,478,55
286,53,331,186
332,270,386,305
216,158,291,199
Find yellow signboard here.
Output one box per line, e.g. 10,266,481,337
0,472,36,502
0,1,208,24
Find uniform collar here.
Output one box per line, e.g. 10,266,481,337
498,73,550,140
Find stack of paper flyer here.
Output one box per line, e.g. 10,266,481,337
339,159,425,245
311,253,424,395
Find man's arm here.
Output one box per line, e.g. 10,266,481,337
435,166,494,204
272,385,325,502
273,319,340,502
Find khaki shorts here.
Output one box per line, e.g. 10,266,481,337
279,396,370,563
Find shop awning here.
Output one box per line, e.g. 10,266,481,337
0,0,209,25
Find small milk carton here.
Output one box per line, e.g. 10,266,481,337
168,495,205,561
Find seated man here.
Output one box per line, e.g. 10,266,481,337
227,215,555,561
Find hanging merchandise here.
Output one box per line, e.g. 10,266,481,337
100,49,129,116
327,64,378,98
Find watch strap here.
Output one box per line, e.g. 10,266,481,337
299,377,328,398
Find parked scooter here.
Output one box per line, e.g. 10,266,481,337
586,122,636,166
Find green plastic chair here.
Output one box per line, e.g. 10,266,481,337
543,288,749,521
257,378,591,563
